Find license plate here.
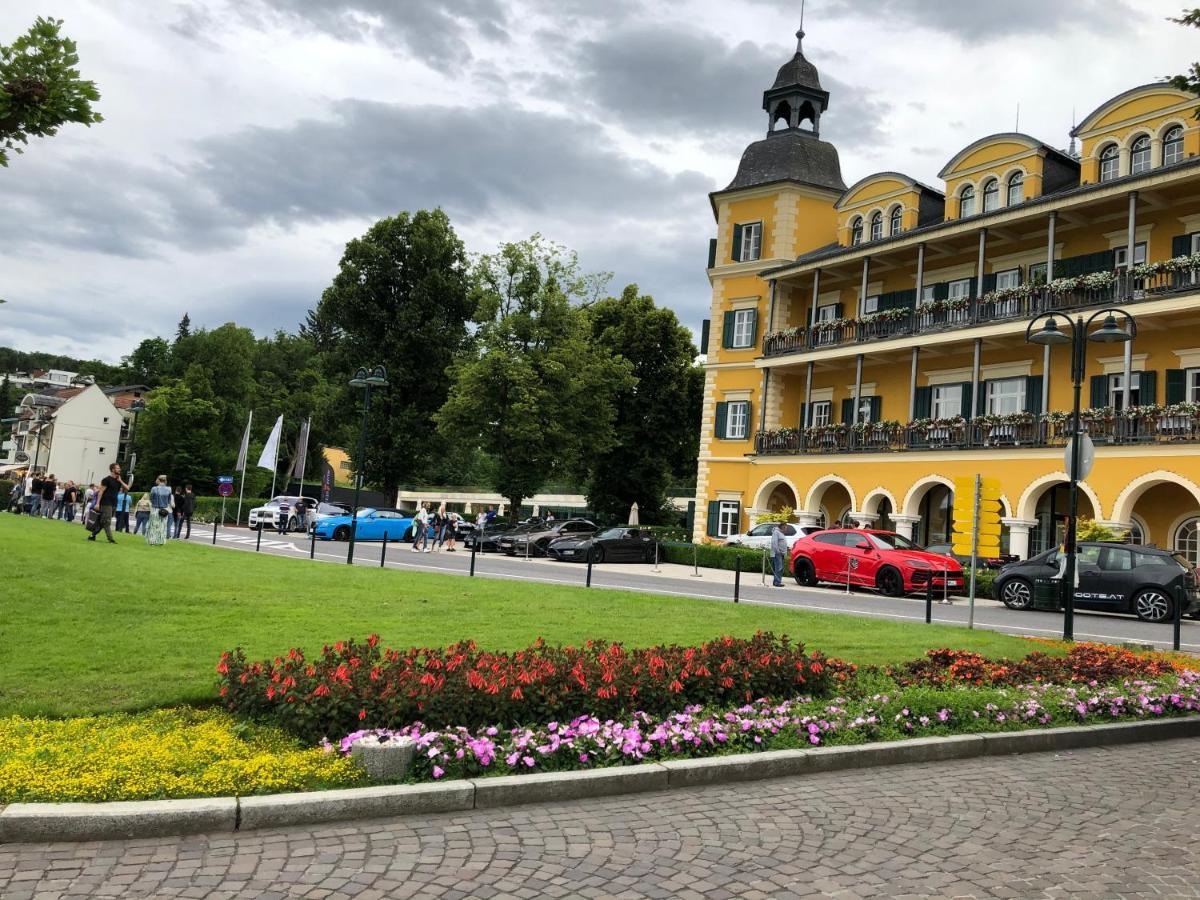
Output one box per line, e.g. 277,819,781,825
562,549,574,555
949,580,961,586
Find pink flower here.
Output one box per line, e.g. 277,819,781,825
432,766,444,779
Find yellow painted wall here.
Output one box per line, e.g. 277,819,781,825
945,146,1045,218
1077,88,1198,183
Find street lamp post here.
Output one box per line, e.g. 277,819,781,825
126,399,146,479
346,365,388,565
1026,307,1135,641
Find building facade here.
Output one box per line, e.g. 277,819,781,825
695,31,1200,566
7,384,124,484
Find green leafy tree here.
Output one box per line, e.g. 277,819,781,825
0,17,102,167
584,285,701,524
175,313,191,343
0,376,13,418
438,236,632,515
120,337,171,386
307,209,473,497
1168,9,1200,114
135,370,222,488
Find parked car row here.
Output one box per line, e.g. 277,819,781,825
463,517,662,564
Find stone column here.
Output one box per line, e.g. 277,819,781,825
891,515,921,541
1002,518,1038,560
850,512,876,529
795,510,821,528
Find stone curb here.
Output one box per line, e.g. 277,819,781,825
3,715,1199,844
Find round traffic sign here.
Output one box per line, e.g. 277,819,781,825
218,482,233,497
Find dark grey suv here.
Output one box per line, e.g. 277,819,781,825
992,542,1200,622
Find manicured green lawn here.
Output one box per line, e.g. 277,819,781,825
1,515,1047,717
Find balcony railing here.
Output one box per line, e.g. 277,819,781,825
762,262,1200,358
753,409,1200,456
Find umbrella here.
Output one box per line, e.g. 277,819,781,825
628,502,639,525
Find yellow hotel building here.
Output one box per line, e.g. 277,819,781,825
695,30,1200,564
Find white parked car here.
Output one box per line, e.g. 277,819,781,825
248,496,308,532
306,501,350,533
724,522,821,550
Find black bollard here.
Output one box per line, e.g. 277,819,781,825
381,531,389,568
469,539,477,577
255,521,262,552
310,526,316,560
212,520,218,545
734,553,741,604
926,579,933,624
1174,583,1184,653
586,549,594,588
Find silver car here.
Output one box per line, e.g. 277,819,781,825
724,522,820,550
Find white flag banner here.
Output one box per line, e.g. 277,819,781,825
291,417,310,479
235,410,253,472
257,415,283,471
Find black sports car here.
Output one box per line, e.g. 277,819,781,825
546,526,660,564
464,523,512,553
992,541,1200,622
506,519,598,557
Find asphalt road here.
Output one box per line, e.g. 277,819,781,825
196,524,1200,653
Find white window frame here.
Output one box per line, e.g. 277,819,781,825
1164,127,1185,167
1099,144,1120,182
855,397,875,425
1187,367,1200,403
815,304,838,322
730,309,756,349
718,501,741,538
1130,136,1152,175
959,186,976,217
1175,517,1200,567
1029,262,1048,284
739,222,762,262
948,278,972,300
986,377,1026,415
869,213,883,242
889,206,903,235
850,218,863,245
810,400,832,427
994,268,1021,290
919,285,937,306
1006,173,1024,206
982,179,1000,212
1114,242,1147,270
726,401,749,440
932,384,963,420
1107,372,1141,410
861,295,879,315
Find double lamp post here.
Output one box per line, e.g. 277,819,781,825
346,364,388,565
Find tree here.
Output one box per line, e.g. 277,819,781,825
1168,9,1200,115
121,337,171,386
0,17,102,167
584,285,701,524
0,376,13,418
175,313,191,343
438,237,632,515
135,372,222,488
307,209,473,497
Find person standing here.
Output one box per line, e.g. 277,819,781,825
51,479,64,519
431,506,447,551
62,483,78,522
770,522,789,588
485,505,496,524
83,484,96,520
146,475,172,546
88,462,130,543
444,512,459,552
29,473,43,516
177,484,195,539
275,495,290,535
133,491,151,535
40,475,56,518
9,476,24,514
114,487,132,533
411,504,429,552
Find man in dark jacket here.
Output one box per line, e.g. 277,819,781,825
176,484,196,539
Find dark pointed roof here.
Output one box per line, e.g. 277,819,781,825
772,30,823,92
723,130,845,193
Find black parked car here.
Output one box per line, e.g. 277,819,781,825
546,526,660,564
507,519,598,557
992,542,1200,622
464,523,514,553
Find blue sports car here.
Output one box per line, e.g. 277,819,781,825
313,508,416,542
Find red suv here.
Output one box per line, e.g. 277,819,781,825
789,529,965,597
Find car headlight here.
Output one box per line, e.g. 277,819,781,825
906,559,931,568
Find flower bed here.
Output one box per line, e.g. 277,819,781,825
0,708,367,803
885,644,1177,687
218,633,849,742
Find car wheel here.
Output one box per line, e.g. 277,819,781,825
877,567,905,597
1134,588,1172,623
999,578,1034,610
793,557,816,587
332,525,350,542
590,546,605,564
286,517,297,533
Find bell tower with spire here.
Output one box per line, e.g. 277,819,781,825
763,30,830,136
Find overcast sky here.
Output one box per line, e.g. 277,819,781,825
1,0,1197,362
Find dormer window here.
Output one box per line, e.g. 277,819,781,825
889,205,902,235
869,212,883,241
1130,134,1151,175
982,178,1000,212
959,185,976,217
1006,172,1024,206
1099,143,1119,182
851,217,863,245
1163,126,1184,167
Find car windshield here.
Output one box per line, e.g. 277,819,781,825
597,528,626,540
356,508,374,517
867,532,921,551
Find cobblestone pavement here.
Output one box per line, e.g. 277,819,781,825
3,739,1199,899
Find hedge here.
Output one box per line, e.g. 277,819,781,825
190,496,270,524
660,541,771,572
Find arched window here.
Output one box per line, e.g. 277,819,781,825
1099,143,1120,182
889,205,903,235
1128,516,1146,546
850,217,863,245
1175,517,1200,566
982,178,1000,212
1163,126,1184,167
869,211,883,241
959,185,976,217
1006,171,1024,206
1130,134,1151,175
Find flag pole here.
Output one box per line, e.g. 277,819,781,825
236,409,252,527
297,416,310,501
269,421,280,499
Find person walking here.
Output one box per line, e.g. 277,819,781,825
146,475,173,546
87,462,130,544
411,504,429,552
114,487,132,533
133,491,151,535
770,522,789,588
178,484,195,539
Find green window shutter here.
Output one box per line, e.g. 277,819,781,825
840,398,854,423
967,277,978,298
1024,375,1042,414
895,288,916,309
731,224,743,263
933,282,949,301
722,310,735,349
1172,234,1192,258
959,381,974,418
742,401,753,438
700,319,710,353
975,379,988,416
714,402,729,439
799,402,807,429
706,501,721,537
834,302,844,319
1166,369,1187,404
913,386,932,420
707,238,717,269
1140,370,1157,405
747,309,758,348
869,396,882,421
877,290,895,311
982,273,997,293
1089,375,1108,408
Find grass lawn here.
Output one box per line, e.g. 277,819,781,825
1,515,1049,718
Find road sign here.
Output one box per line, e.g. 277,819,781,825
218,482,233,497
1064,433,1095,480
218,475,234,483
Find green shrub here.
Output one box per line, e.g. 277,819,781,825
644,525,688,542
0,479,14,506
189,496,270,525
661,542,771,572
969,568,997,597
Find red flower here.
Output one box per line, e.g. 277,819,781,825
358,708,367,720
